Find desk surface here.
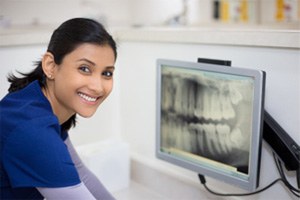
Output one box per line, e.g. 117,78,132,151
1,25,299,49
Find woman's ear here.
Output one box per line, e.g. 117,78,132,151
42,52,56,80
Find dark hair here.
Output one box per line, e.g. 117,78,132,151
7,18,117,131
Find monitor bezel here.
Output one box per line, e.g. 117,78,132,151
156,59,265,192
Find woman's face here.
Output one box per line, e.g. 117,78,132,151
48,43,115,121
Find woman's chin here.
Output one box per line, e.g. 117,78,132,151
78,112,96,118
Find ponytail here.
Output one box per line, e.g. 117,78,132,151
8,62,44,93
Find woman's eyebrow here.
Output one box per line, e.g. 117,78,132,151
77,58,96,66
77,58,115,70
106,66,115,70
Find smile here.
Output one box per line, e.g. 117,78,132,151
78,92,98,102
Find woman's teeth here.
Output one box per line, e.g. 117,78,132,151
78,92,97,102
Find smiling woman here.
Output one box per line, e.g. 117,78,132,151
42,43,115,120
0,18,117,200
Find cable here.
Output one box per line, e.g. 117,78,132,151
198,174,283,197
297,169,300,189
198,152,300,197
273,152,300,197
273,152,299,192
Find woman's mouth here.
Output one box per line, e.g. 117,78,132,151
78,92,98,102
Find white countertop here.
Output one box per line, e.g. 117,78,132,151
0,25,54,46
113,181,167,200
1,25,299,48
114,26,300,49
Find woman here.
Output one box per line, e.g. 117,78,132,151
0,18,117,199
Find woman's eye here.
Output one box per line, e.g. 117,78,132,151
102,71,113,77
79,66,90,73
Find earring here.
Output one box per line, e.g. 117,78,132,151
48,74,53,79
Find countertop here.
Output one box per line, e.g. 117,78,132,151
114,26,300,49
113,181,167,200
1,25,299,48
0,25,54,46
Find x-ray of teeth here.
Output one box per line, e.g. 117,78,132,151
160,68,254,173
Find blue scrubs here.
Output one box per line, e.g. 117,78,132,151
0,81,80,199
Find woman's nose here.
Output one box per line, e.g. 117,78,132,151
88,76,104,94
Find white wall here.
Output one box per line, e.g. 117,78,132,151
116,40,300,199
0,45,46,98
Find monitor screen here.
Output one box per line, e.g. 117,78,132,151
156,59,266,192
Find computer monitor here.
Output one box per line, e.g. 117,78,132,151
156,59,266,192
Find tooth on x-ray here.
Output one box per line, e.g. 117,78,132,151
229,84,243,105
161,71,252,167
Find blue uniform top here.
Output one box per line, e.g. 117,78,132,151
0,81,81,199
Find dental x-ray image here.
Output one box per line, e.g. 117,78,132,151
160,65,255,174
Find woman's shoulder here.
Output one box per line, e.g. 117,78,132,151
0,80,47,107
1,114,63,149
1,81,56,135
1,118,78,190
